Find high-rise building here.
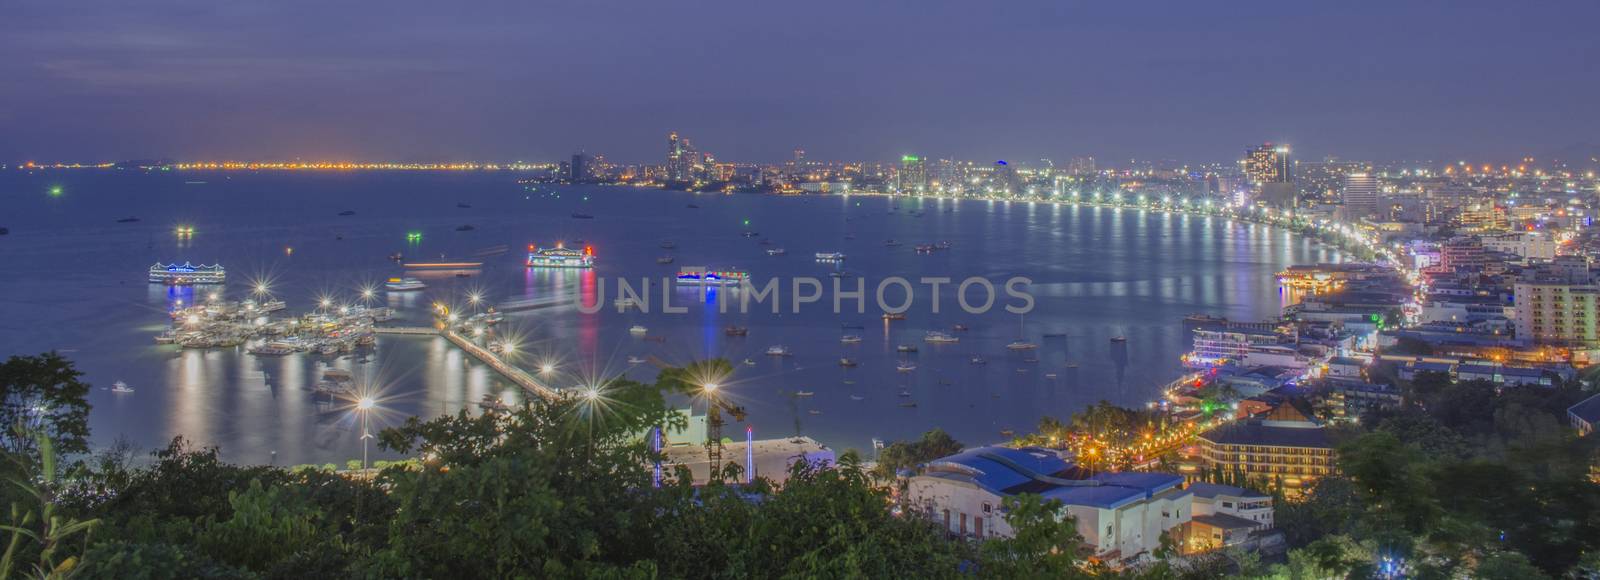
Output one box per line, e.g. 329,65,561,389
569,152,590,183
991,160,1018,195
666,132,696,183
1341,173,1378,216
1068,156,1096,175
898,155,927,193
1515,257,1600,347
1243,143,1294,207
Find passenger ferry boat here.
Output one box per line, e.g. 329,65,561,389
765,345,792,356
676,266,748,286
924,331,959,343
385,277,426,291
148,262,225,285
815,252,846,261
526,243,595,268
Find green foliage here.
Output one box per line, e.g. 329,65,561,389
75,542,252,580
873,428,964,479
0,353,93,457
195,479,326,573
0,430,100,579
977,494,1086,579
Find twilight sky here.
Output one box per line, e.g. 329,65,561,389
2,0,1597,165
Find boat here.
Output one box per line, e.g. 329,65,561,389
389,252,404,262
898,402,918,408
526,242,595,268
686,204,700,209
882,312,906,321
970,355,987,365
742,358,756,366
677,266,748,286
1006,340,1039,351
850,394,865,401
935,241,953,250
740,231,760,238
571,213,595,219
924,331,959,343
838,358,858,367
110,380,134,393
839,335,862,343
657,256,675,264
1045,373,1058,379
338,210,356,216
1000,429,1015,437
898,389,913,397
896,362,917,372
815,252,846,261
1023,357,1040,363
615,297,639,310
478,394,508,412
116,217,141,223
385,277,426,291
952,324,969,332
248,345,295,356
794,391,814,397
840,323,865,330
1042,332,1068,338
830,271,853,279
629,325,648,334
884,239,902,247
659,240,677,249
724,326,749,336
627,356,647,365
808,409,823,415
897,344,918,353
457,202,473,208
765,345,791,356
148,262,225,285
766,248,787,256
1110,336,1128,343
914,243,934,253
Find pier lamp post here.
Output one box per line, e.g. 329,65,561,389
357,397,376,471
468,292,483,314
541,363,555,374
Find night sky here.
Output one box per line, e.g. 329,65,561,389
3,0,1597,165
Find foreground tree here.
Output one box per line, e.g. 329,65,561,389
0,353,92,457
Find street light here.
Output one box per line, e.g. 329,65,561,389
541,363,555,373
357,397,376,471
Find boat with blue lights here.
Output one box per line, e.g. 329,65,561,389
676,266,748,286
526,242,595,268
148,262,225,285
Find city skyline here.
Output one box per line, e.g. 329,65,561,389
5,1,1600,164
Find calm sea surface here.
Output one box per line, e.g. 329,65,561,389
0,171,1340,465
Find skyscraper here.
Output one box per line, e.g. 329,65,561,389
1341,172,1378,216
1242,143,1294,207
898,155,927,193
666,132,695,183
569,151,590,183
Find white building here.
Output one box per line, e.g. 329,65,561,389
905,446,1191,564
1482,232,1558,261
1180,483,1275,554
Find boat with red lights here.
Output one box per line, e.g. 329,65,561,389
525,242,595,268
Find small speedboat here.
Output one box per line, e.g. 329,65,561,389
724,326,749,336
808,409,823,415
896,344,918,353
1110,336,1128,343
629,325,648,334
571,213,595,219
794,390,814,397
850,394,865,401
338,210,356,216
742,358,756,366
882,312,906,321
970,355,987,365
657,256,675,264
898,389,913,397
627,356,647,365
1006,340,1038,351
455,224,476,232
898,402,918,408
840,335,862,343
765,345,792,356
111,381,134,393
659,240,677,249
838,358,858,367
896,362,917,372
457,202,473,208
116,217,141,223
767,248,787,256
686,204,700,209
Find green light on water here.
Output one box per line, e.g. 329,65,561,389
48,186,63,197
407,231,422,242
742,219,750,226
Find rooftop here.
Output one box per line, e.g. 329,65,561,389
1570,393,1600,425
921,447,1186,510
1186,482,1269,500
1198,421,1333,449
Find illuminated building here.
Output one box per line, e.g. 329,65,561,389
1177,483,1274,555
569,152,591,183
1193,403,1336,493
1340,172,1378,216
148,262,226,285
897,155,927,193
1242,143,1294,207
666,132,695,183
1514,258,1599,347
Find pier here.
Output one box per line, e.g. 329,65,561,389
374,326,560,400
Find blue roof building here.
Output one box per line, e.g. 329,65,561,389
906,447,1191,564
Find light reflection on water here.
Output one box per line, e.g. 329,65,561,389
0,171,1340,465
